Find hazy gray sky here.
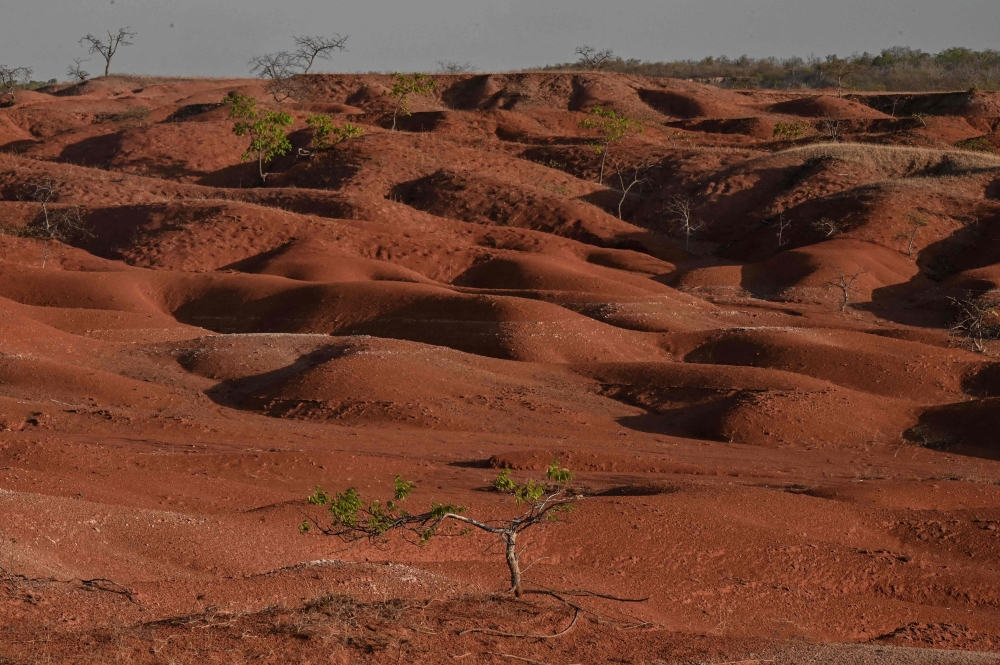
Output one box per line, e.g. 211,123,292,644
1,0,998,80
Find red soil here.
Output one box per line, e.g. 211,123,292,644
2,73,1000,664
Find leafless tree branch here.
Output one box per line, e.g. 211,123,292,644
79,28,136,77
293,34,348,74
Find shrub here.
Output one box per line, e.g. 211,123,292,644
578,107,642,185
301,462,579,597
956,137,994,153
773,121,808,141
306,115,364,149
385,73,436,131
224,93,294,185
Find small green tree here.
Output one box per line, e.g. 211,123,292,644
224,93,294,185
306,115,364,149
385,73,437,131
301,460,579,597
579,106,643,185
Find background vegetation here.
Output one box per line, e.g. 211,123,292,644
542,46,1000,92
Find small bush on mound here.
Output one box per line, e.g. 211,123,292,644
579,107,643,185
956,137,995,154
223,92,293,185
301,460,579,597
385,73,436,131
773,121,808,141
306,114,364,149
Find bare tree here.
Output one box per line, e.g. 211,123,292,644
0,66,32,104
301,462,580,598
79,28,136,77
949,292,1000,353
575,46,615,71
67,57,91,83
811,217,842,237
828,265,867,311
776,214,792,247
249,52,300,102
437,60,476,74
894,212,929,258
293,35,348,74
610,157,655,220
18,179,91,267
823,114,845,142
665,195,703,252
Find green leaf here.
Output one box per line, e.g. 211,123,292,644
394,476,416,501
308,486,331,506
493,468,517,493
546,459,574,483
330,488,364,527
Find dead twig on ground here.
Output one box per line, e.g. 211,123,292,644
81,578,137,603
524,587,649,603
460,608,580,639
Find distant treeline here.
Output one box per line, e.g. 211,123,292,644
541,47,1000,92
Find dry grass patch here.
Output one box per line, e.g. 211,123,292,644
778,142,1000,177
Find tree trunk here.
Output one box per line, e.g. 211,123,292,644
104,59,111,77
504,532,522,597
392,98,403,131
598,144,608,185
258,152,267,185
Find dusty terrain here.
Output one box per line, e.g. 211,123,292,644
2,72,1000,664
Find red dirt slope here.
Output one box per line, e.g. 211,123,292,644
2,73,1000,664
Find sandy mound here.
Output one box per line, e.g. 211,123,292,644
638,88,750,119
576,361,915,446
740,239,919,302
913,398,1000,454
677,327,975,403
678,240,919,304
183,336,630,435
769,95,891,119
389,168,681,260
453,253,671,296
223,237,439,285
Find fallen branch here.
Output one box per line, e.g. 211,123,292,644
488,653,583,665
0,563,17,593
460,607,579,639
0,571,136,603
525,587,649,603
81,578,136,602
489,654,548,665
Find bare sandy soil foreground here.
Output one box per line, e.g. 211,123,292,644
2,73,1000,663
